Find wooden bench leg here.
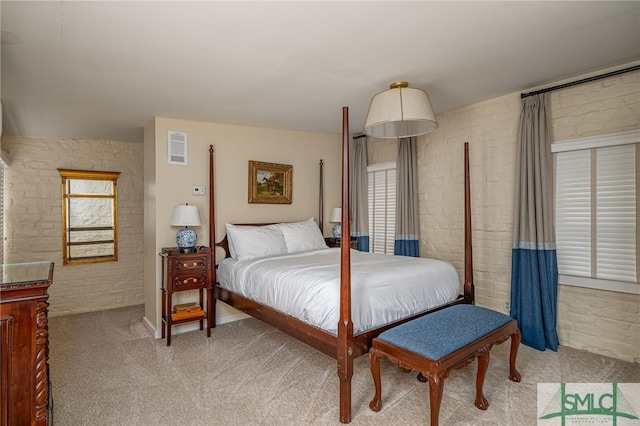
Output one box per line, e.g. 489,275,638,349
369,349,383,412
428,373,445,426
475,348,490,410
509,329,522,382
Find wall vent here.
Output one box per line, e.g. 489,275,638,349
168,131,187,165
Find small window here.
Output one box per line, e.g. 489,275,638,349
58,169,120,266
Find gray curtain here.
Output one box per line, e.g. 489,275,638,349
350,136,369,251
510,93,559,351
394,137,419,257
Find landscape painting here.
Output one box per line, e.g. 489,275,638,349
248,161,292,204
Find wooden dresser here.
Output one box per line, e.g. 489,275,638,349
0,262,54,426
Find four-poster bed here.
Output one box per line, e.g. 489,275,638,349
208,107,475,423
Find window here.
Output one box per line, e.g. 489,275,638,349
553,130,639,295
367,162,396,254
58,169,120,266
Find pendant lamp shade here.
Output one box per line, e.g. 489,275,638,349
363,81,438,138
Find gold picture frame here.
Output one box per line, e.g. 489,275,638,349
248,161,292,204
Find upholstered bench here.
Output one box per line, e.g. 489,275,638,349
368,304,521,426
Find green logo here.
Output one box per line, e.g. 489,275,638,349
539,383,639,425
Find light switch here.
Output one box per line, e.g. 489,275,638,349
192,185,206,195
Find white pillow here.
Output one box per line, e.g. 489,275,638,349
277,218,328,253
225,224,238,258
225,224,287,261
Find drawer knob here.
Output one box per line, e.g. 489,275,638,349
182,277,197,285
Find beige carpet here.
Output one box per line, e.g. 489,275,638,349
48,305,639,425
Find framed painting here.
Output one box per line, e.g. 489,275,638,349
248,161,292,204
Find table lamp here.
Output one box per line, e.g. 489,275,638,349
330,207,342,238
170,204,201,253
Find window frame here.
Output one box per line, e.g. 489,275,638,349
552,129,640,295
58,169,121,266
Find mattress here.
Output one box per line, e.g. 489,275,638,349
217,248,461,335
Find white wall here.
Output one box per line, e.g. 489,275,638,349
2,136,144,316
368,62,640,363
143,117,342,334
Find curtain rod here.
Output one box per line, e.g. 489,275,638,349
520,64,640,99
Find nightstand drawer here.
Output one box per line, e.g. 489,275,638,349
173,256,208,272
172,273,208,290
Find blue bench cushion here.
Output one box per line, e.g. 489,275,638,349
376,305,513,360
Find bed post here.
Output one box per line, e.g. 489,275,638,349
319,159,324,233
209,145,217,326
338,106,354,423
463,142,475,304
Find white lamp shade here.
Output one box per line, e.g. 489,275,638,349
363,82,438,138
329,207,342,223
170,205,201,227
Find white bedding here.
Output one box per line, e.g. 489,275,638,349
218,248,461,335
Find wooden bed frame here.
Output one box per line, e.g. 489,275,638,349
207,108,475,423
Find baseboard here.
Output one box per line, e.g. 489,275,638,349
217,311,250,325
145,312,250,339
142,316,157,337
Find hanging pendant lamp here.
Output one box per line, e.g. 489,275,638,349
363,81,438,138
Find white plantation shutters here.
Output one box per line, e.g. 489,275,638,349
368,162,396,254
596,145,636,282
555,150,591,277
553,130,639,294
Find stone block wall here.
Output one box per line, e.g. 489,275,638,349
549,67,640,363
418,93,520,315
2,136,144,317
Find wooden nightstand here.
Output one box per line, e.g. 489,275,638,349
160,247,213,346
325,237,358,249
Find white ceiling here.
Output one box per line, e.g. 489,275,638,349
2,1,639,143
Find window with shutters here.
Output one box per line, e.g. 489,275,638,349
553,130,639,295
58,169,121,266
367,162,396,254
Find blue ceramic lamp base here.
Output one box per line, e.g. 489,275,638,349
176,227,197,253
332,224,342,239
